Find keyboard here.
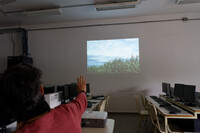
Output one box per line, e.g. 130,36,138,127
91,95,104,100
150,96,158,99
163,106,181,114
150,96,171,107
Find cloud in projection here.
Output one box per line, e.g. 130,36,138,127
87,38,139,74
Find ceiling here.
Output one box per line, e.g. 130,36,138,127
0,0,200,27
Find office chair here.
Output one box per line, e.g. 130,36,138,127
134,95,149,132
147,102,183,133
99,99,106,111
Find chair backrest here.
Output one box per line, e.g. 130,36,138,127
147,102,161,132
141,94,148,110
99,99,107,111
105,95,110,111
134,95,141,114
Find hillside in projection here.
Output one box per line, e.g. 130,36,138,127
87,38,139,74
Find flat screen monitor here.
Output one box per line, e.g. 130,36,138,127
57,85,64,93
162,83,167,94
57,85,70,103
43,86,54,94
174,83,184,99
183,85,196,105
162,83,171,96
69,83,78,99
63,85,70,101
86,83,90,94
166,84,171,97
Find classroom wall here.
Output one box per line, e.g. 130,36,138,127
1,13,200,112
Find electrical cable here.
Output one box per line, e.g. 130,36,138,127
21,29,28,56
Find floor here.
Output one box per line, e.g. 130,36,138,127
108,113,153,133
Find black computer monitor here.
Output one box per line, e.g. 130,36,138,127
166,85,172,97
43,86,55,94
63,85,70,101
86,83,90,94
69,83,78,100
162,83,171,97
162,83,167,94
57,85,64,93
174,83,184,101
57,85,70,103
182,85,196,106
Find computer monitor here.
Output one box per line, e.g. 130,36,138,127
69,83,78,100
166,84,172,97
162,83,167,94
174,83,184,101
162,83,171,97
57,85,64,93
63,85,70,101
43,86,55,94
182,85,196,106
57,85,70,103
86,83,90,94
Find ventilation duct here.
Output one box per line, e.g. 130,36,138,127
176,0,200,4
95,0,142,11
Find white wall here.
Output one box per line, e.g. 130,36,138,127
1,13,200,112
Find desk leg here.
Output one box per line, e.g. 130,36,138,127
165,117,168,133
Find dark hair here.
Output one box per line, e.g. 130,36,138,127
0,64,49,122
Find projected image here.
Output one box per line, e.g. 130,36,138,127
87,38,139,74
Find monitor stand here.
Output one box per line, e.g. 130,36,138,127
175,97,182,102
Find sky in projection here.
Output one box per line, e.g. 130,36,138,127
87,38,139,67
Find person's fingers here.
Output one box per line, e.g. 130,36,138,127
80,76,82,83
81,76,84,83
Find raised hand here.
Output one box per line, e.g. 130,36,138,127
77,76,87,93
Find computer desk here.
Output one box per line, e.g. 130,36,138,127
86,95,109,111
83,96,115,133
146,96,200,133
82,119,115,133
86,99,104,111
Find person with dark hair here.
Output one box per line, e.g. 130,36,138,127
0,64,87,133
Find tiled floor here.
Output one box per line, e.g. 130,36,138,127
108,113,153,133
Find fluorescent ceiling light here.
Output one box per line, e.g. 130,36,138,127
95,0,142,11
23,8,63,17
176,0,200,4
0,0,16,5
